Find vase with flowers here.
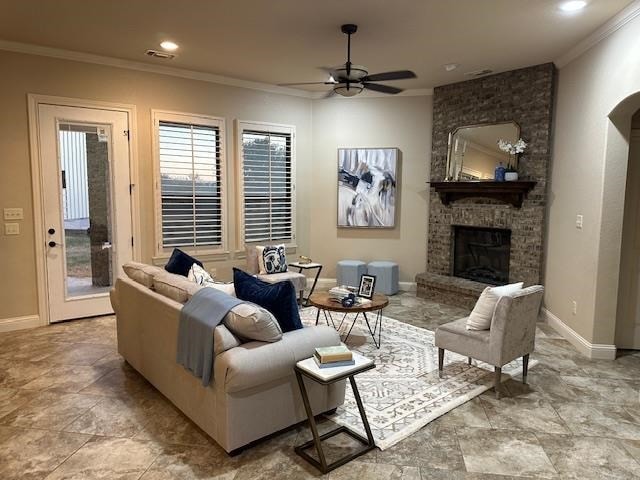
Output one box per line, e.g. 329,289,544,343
497,138,527,181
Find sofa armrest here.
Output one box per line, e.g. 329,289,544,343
214,325,341,393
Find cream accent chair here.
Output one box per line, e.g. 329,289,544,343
435,285,544,399
245,246,307,302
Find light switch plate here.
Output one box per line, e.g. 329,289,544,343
576,214,583,229
4,208,24,220
4,223,20,235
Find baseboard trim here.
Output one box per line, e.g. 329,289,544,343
0,315,43,333
541,308,617,360
306,278,417,293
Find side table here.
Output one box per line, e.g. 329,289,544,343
294,352,375,474
289,261,323,306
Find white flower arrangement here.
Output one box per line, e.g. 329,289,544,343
497,138,527,155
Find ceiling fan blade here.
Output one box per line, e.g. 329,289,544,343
362,70,417,82
322,89,338,99
277,81,336,86
363,82,403,94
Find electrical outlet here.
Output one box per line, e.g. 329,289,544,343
3,208,23,220
576,214,583,229
572,300,577,315
4,223,19,235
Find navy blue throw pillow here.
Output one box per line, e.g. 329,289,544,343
233,268,302,333
165,248,204,277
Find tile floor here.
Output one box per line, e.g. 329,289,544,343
0,293,639,479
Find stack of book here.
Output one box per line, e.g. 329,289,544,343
328,286,355,301
313,345,354,368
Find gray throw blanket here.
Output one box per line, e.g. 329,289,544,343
177,287,243,386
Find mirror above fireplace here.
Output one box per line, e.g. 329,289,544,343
446,121,520,181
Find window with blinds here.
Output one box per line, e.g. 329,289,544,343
240,125,295,244
158,118,223,250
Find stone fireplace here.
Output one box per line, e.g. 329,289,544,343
416,63,555,308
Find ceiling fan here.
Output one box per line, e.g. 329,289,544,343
278,24,417,97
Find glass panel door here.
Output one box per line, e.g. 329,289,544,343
59,123,114,298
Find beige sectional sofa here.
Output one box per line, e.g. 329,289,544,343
110,263,345,453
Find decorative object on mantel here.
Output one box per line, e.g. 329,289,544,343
505,164,518,182
497,137,527,181
446,122,520,181
429,180,536,208
494,162,506,182
338,148,398,228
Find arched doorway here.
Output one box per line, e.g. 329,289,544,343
594,92,640,351
615,109,640,348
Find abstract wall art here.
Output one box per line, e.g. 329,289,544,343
337,148,398,228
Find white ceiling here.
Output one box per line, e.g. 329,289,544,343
0,0,633,93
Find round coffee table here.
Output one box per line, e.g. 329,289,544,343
308,292,389,348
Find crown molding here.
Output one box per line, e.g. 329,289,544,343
0,39,313,98
555,0,640,68
0,39,432,99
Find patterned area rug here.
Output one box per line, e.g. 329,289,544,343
299,308,535,450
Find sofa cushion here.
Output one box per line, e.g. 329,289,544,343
216,325,340,393
466,282,523,331
233,268,302,333
224,303,282,343
214,324,242,355
123,262,165,289
153,271,203,304
165,248,204,277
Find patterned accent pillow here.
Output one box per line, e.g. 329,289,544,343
262,244,288,274
188,263,215,286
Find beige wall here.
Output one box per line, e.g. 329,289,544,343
309,96,431,283
0,49,433,323
545,14,640,344
0,50,313,321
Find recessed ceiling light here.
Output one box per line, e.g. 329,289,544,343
559,1,587,12
160,41,179,51
444,63,460,72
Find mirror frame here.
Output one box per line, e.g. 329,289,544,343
446,121,521,181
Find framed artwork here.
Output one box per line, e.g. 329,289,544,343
358,274,376,299
337,147,398,228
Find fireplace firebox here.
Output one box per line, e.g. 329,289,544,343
452,226,511,285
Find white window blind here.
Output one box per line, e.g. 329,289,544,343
241,127,294,244
158,120,223,249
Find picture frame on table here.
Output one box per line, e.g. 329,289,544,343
358,274,376,299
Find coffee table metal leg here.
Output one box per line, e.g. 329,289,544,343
362,311,382,349
342,312,360,344
294,370,328,471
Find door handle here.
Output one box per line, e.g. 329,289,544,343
101,242,113,250
48,241,58,248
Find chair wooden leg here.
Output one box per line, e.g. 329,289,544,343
494,366,502,399
468,357,472,365
438,348,444,378
522,354,530,384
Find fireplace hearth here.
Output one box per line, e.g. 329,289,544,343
452,226,511,285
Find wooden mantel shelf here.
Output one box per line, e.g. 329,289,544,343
429,181,537,208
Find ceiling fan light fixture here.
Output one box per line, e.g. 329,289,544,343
332,65,368,82
334,82,363,97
